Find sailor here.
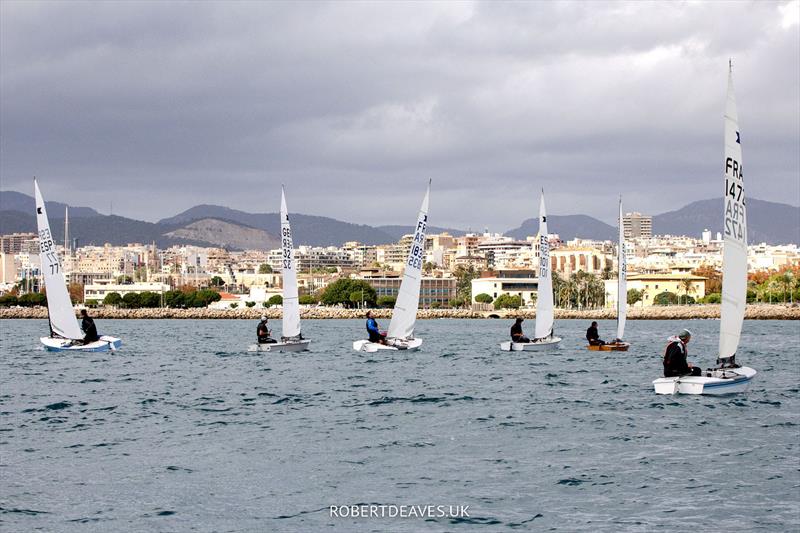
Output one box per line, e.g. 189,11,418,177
586,321,605,346
510,317,530,343
663,329,701,377
366,311,387,345
257,316,276,344
80,309,100,344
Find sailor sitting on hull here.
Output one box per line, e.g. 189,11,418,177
663,329,701,377
510,317,530,343
586,321,605,346
366,311,387,345
257,316,277,344
74,309,100,345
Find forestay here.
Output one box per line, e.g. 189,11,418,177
280,187,301,339
34,179,83,340
387,182,430,340
617,197,627,341
719,66,747,361
534,193,554,340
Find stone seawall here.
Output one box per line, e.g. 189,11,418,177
1,304,798,320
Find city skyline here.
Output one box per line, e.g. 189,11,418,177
1,1,799,228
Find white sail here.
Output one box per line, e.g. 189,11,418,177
616,197,627,341
387,182,430,340
34,179,83,340
719,65,748,360
534,192,554,339
280,187,301,339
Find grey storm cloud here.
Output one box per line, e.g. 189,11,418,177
1,0,798,229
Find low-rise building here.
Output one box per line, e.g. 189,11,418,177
471,269,539,307
604,273,706,308
354,270,457,308
84,280,171,302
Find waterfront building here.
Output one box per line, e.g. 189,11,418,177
354,269,457,308
470,269,539,306
604,273,706,308
83,280,171,303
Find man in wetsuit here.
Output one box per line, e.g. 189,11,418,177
510,317,530,343
366,311,387,344
80,309,100,344
256,316,276,344
586,321,605,346
663,329,701,377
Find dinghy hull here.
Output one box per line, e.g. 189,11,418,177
587,342,630,351
499,337,562,351
248,340,311,353
653,366,756,395
353,338,423,353
41,335,122,352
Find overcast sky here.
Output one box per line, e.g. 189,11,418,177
1,1,798,229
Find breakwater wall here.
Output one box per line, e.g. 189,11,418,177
1,304,798,320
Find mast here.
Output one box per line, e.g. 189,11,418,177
387,180,430,340
719,61,748,361
280,186,301,339
534,190,554,339
616,196,626,341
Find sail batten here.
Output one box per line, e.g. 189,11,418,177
534,193,554,340
718,66,748,360
34,180,83,340
616,198,627,341
280,188,301,339
387,183,430,340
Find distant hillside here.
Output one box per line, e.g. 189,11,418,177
0,190,100,218
3,190,797,248
164,218,280,250
653,198,799,244
0,210,207,248
159,204,396,246
505,215,617,241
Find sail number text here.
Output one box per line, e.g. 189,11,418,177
407,217,428,270
282,227,293,269
539,235,550,278
724,157,746,243
38,228,61,274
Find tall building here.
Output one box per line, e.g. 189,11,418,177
0,232,37,254
623,212,652,239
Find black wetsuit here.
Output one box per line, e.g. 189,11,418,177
663,340,701,377
510,322,529,343
81,316,99,343
257,320,275,344
586,325,604,346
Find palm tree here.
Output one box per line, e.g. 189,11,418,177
780,272,795,303
680,278,695,304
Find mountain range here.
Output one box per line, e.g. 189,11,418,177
0,190,797,249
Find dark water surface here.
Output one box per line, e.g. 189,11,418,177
1,318,798,532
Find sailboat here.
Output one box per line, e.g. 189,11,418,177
353,181,429,353
34,179,122,352
500,191,562,351
249,186,310,352
653,63,756,394
588,197,629,351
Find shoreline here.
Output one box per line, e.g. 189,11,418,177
1,304,798,320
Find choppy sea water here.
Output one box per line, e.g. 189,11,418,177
1,318,798,532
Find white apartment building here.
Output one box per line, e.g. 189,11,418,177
471,269,539,307
84,280,171,302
